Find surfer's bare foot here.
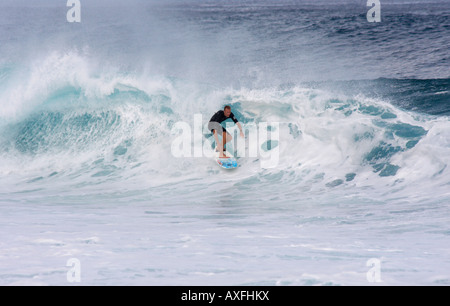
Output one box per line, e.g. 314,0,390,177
219,155,229,158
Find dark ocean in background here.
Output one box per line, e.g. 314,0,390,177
0,0,449,285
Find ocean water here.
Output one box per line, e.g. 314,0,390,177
0,0,449,286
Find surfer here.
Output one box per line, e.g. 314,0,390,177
208,105,244,158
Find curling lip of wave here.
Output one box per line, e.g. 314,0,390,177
0,70,448,198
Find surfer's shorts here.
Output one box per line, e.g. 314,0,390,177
208,121,227,134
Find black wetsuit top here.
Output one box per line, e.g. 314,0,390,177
208,110,239,133
209,110,238,124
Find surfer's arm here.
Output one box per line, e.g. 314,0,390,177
236,122,244,138
229,112,244,137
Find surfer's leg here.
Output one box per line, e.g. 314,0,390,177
222,131,228,150
223,131,233,150
209,122,224,153
213,130,220,149
213,130,226,157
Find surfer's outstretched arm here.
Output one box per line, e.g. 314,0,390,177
236,122,244,138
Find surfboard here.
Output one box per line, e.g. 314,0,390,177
214,150,238,169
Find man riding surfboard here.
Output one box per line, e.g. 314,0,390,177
208,105,244,158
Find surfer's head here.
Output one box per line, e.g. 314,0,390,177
224,105,231,117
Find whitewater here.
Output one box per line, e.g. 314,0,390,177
0,0,449,285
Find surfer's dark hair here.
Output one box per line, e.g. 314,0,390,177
224,105,231,111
